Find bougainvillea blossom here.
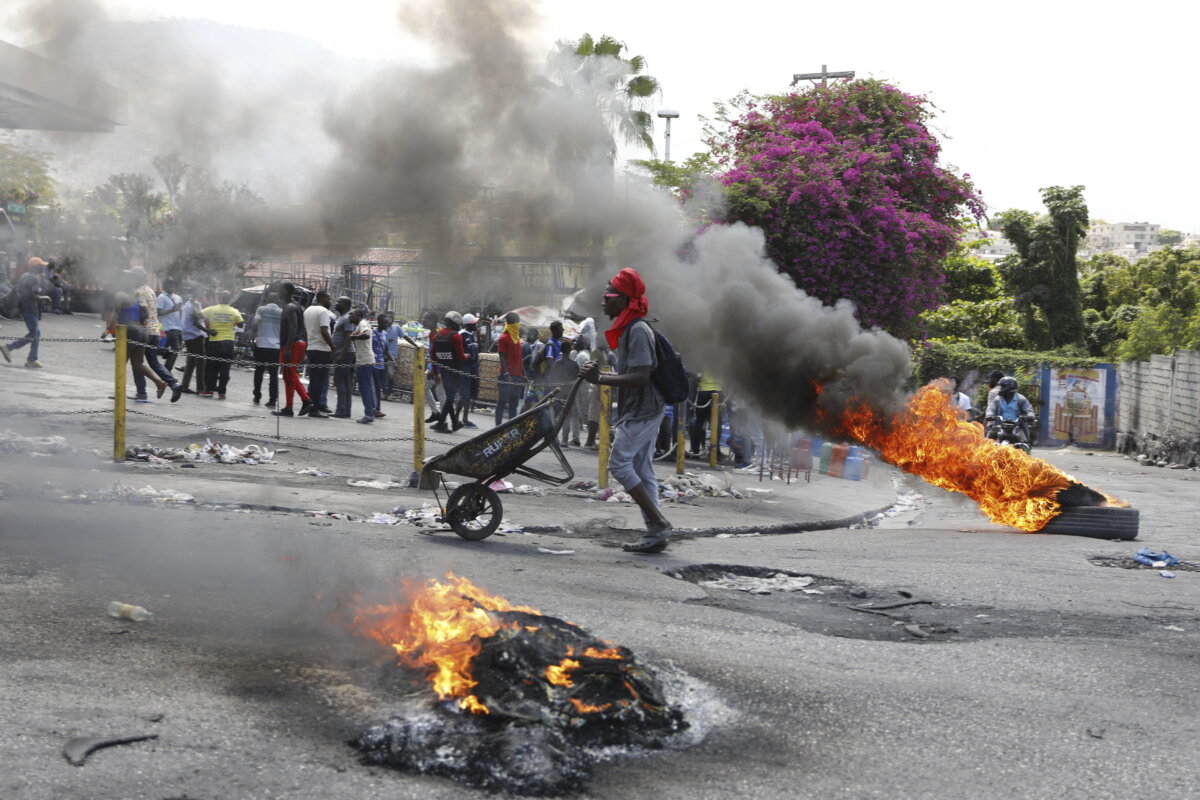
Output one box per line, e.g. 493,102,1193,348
712,80,985,338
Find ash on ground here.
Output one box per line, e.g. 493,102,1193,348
353,611,693,796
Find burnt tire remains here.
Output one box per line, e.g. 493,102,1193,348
1039,506,1139,540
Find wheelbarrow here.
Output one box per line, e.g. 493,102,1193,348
422,376,586,540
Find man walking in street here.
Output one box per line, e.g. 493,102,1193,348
200,291,242,400
250,290,282,407
1,258,51,368
303,291,336,414
581,268,672,554
495,311,524,426
131,266,182,400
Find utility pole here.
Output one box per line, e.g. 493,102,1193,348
792,64,855,86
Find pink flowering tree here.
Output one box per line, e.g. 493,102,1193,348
711,80,985,338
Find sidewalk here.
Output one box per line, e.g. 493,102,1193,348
0,312,903,534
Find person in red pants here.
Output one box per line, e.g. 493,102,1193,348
273,282,319,418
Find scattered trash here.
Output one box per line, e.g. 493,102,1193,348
1133,547,1180,567
742,487,774,495
83,485,197,504
307,510,356,521
297,468,331,477
512,484,545,496
536,547,575,555
1162,625,1186,632
715,532,763,538
700,572,816,594
0,430,75,457
1159,571,1176,579
63,734,159,766
127,440,274,465
902,624,931,639
348,478,404,490
489,479,514,493
364,512,405,525
107,601,153,622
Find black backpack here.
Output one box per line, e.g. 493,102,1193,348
639,321,689,405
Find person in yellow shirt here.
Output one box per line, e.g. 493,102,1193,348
200,291,244,399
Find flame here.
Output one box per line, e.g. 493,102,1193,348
831,383,1126,531
569,698,613,714
546,659,581,687
348,573,538,713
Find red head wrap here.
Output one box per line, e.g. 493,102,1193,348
605,268,649,349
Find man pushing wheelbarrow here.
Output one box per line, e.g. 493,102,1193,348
422,268,674,553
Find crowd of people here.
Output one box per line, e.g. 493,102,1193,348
4,261,748,552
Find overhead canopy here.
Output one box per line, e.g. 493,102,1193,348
0,39,125,132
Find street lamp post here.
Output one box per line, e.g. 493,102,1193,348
656,108,680,162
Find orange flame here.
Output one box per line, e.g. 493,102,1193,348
348,573,538,713
546,659,581,687
569,698,613,714
832,383,1125,531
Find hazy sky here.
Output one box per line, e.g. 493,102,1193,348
8,0,1198,232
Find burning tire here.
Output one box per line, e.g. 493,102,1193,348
1039,506,1139,540
445,483,502,540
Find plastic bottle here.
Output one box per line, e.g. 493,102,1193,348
818,441,833,474
828,444,849,478
107,601,154,622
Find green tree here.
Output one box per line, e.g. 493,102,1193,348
996,185,1088,348
548,33,661,160
0,137,56,208
1117,303,1185,361
1159,228,1183,246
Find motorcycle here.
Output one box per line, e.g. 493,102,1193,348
987,417,1033,454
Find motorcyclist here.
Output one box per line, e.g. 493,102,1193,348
985,377,1035,446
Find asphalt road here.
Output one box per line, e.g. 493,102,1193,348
1,313,1197,799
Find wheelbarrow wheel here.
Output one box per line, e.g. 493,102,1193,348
445,484,503,541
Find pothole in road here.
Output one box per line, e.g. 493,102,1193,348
665,563,1198,643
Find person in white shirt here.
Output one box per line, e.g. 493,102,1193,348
302,291,336,413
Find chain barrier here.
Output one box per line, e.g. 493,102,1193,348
1,408,111,416
123,408,457,446
11,335,729,417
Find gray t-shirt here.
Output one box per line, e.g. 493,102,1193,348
253,303,282,349
615,319,663,424
332,313,353,357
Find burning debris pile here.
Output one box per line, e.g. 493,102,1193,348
348,574,687,795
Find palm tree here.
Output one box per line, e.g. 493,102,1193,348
548,33,662,161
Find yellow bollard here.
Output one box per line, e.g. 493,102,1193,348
708,391,720,468
113,325,127,462
412,346,426,475
675,402,685,474
597,384,611,489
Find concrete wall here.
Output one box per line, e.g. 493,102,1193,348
1117,349,1200,465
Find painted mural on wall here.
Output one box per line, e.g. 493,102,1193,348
1048,368,1106,444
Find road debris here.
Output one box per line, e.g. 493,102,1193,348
127,440,274,465
297,468,331,477
536,546,575,555
63,734,159,766
0,429,75,456
1133,547,1180,567
699,572,819,595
